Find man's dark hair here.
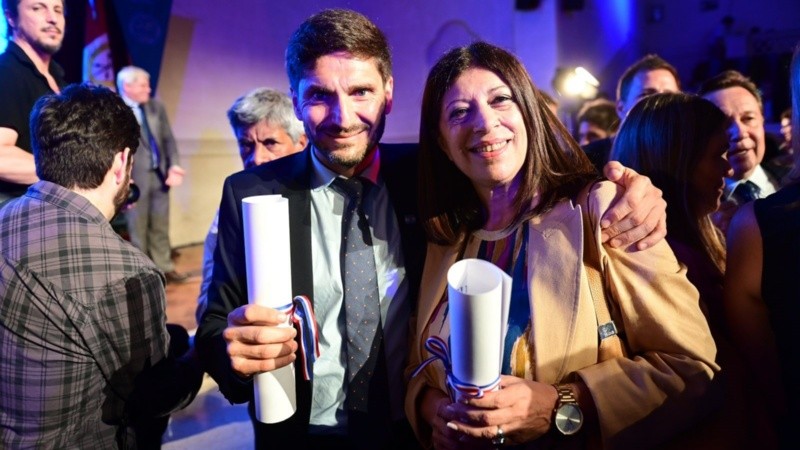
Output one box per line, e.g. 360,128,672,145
31,83,139,190
285,8,392,92
616,54,681,102
697,69,763,110
577,99,620,134
2,0,20,39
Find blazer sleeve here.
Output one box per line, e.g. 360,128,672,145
154,100,180,167
195,175,253,404
575,182,720,449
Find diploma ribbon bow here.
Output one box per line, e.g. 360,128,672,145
410,335,500,400
277,295,320,380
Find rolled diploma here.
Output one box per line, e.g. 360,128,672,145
242,195,295,423
447,258,512,397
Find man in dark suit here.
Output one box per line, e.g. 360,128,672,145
196,9,669,450
117,66,188,283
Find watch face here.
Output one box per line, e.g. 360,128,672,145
555,403,583,435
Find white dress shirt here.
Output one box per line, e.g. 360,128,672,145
307,147,409,434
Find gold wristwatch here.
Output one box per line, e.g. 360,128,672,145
552,384,583,436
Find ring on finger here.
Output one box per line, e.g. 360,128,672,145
491,425,505,446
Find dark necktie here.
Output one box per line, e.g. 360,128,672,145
331,177,382,413
732,180,761,203
138,104,161,171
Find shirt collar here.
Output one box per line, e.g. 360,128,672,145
25,181,109,226
6,40,65,80
725,164,769,191
121,94,140,109
310,146,382,191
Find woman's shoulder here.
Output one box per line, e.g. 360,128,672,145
578,180,623,220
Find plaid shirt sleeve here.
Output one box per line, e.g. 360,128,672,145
85,268,170,415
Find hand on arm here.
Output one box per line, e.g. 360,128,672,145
224,304,298,378
0,128,38,184
600,161,667,250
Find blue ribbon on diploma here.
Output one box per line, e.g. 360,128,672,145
411,335,500,400
277,295,320,380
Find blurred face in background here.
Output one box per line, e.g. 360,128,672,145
235,120,306,169
122,76,152,105
578,121,611,146
704,86,765,180
780,116,792,148
618,69,680,117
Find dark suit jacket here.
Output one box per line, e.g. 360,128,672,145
582,136,613,174
196,144,425,449
133,98,179,187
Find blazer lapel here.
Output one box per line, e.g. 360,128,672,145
527,200,585,383
274,149,314,302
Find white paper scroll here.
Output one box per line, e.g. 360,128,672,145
242,195,295,423
447,258,512,399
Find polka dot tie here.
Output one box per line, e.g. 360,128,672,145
732,180,762,203
332,177,383,413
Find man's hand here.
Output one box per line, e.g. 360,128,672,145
165,165,185,187
223,304,298,379
601,161,667,250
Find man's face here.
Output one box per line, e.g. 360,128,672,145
577,121,611,146
235,120,306,169
704,86,765,180
780,117,792,144
122,76,152,104
9,0,65,55
292,52,393,177
618,68,679,117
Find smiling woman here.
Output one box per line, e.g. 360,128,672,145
406,41,720,450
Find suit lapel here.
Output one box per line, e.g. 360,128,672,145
273,149,314,303
527,200,584,382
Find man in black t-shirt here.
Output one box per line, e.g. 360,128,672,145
0,0,66,206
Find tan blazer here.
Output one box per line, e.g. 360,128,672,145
405,181,719,449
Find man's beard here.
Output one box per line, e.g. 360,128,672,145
24,27,63,55
36,39,62,55
307,112,387,170
112,171,131,216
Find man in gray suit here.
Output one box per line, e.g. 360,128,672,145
117,66,188,283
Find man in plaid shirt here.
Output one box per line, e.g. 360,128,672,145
0,83,202,448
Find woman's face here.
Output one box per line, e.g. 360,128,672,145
438,67,528,193
691,129,733,216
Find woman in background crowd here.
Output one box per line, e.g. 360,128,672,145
612,92,752,448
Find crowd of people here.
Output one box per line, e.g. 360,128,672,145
1,1,799,449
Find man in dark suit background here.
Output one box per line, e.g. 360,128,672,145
117,66,188,283
196,9,670,450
